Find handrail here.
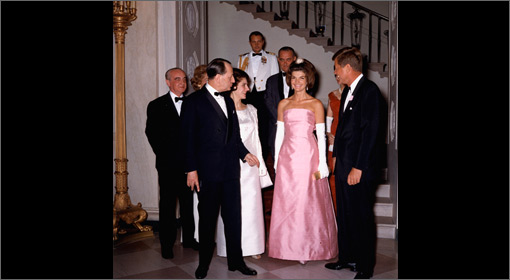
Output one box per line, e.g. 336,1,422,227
344,1,388,62
345,1,388,21
244,1,388,64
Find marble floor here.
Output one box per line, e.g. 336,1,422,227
113,232,397,279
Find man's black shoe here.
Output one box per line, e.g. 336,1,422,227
161,247,174,259
354,271,372,279
325,261,356,271
183,240,200,251
228,264,257,275
195,266,208,279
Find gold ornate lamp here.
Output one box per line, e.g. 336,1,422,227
113,1,152,243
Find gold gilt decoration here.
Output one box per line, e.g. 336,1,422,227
113,1,152,243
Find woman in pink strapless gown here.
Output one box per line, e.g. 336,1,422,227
268,58,338,263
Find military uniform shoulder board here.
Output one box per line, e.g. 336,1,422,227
266,51,276,56
239,54,249,71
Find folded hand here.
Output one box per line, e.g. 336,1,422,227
244,153,260,167
347,167,362,185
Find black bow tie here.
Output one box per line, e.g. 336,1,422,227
343,86,350,95
174,97,184,102
214,91,223,97
282,72,286,77
252,52,262,56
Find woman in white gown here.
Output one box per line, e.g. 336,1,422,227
216,68,272,259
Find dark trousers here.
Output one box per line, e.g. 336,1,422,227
157,169,195,250
197,179,244,269
335,176,377,275
244,88,270,160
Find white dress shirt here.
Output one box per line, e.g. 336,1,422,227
170,91,183,116
344,73,364,112
205,83,228,118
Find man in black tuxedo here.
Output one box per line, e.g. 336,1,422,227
325,47,385,279
181,58,259,279
264,46,297,160
145,68,199,260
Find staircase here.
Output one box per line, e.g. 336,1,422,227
225,1,389,79
230,2,347,53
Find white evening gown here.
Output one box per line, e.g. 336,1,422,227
216,104,271,257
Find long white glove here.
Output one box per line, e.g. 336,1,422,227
326,116,333,133
274,121,284,172
315,123,329,179
326,116,334,152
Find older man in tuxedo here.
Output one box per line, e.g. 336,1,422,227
145,68,199,260
325,47,386,279
181,58,260,279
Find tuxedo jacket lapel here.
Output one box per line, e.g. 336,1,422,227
164,92,179,118
339,85,350,119
342,76,366,118
204,89,228,125
277,74,285,100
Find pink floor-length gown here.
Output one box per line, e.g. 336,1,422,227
268,108,338,261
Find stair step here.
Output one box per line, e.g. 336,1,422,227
368,62,388,73
376,183,390,198
232,2,259,13
254,11,278,21
376,216,396,239
323,45,350,53
270,19,294,30
288,28,314,38
376,215,394,224
374,197,393,217
381,168,388,182
305,36,331,47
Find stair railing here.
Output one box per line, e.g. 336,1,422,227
246,1,388,63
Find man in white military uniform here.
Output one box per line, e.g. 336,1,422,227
238,31,279,162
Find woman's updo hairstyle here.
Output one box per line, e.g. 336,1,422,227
286,57,317,94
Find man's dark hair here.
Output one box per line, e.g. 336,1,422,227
333,47,363,73
206,58,231,79
249,31,265,42
278,46,297,57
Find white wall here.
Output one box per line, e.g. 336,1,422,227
123,1,160,220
